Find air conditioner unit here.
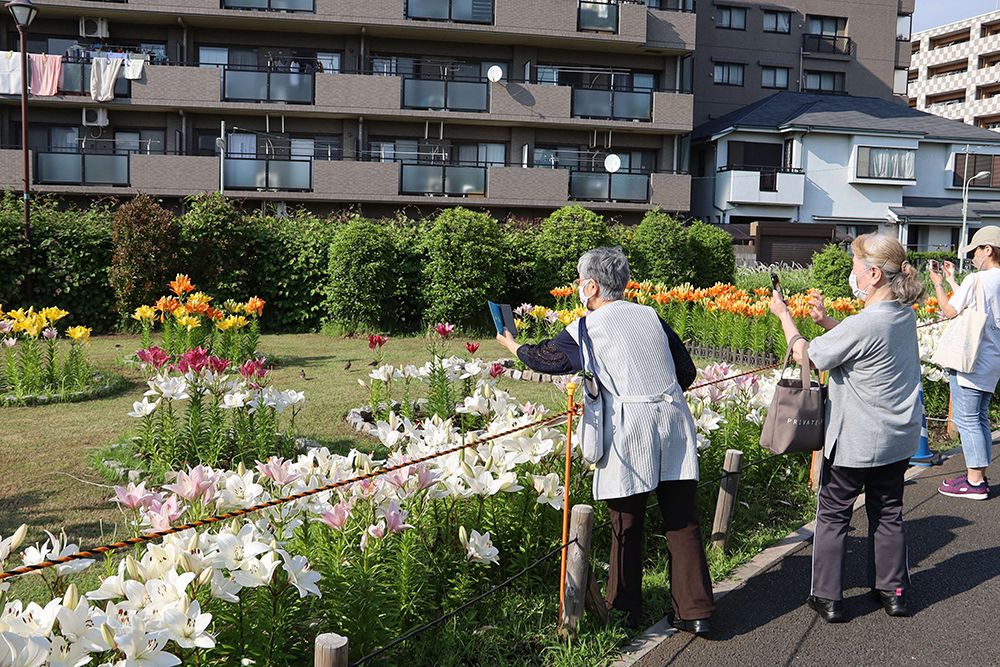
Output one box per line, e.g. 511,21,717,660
79,17,109,39
82,107,109,127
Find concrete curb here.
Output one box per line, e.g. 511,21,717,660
611,446,966,667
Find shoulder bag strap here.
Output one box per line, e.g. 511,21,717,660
578,317,600,400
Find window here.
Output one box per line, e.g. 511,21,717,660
763,10,791,34
534,146,580,169
979,52,1000,68
197,131,222,156
893,68,908,95
953,154,999,187
804,70,845,92
896,14,911,41
312,136,342,160
727,141,782,169
453,143,506,166
762,66,789,89
716,6,746,30
928,60,968,78
535,65,655,91
807,15,846,36
316,53,341,73
856,147,915,180
28,125,79,152
115,130,166,155
714,62,745,86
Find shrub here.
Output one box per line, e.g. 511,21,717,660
109,193,181,318
811,243,854,299
499,217,540,308
423,207,506,331
534,205,610,295
326,216,402,334
631,210,691,286
385,215,429,332
687,220,736,288
608,223,635,265
907,250,958,268
179,192,250,304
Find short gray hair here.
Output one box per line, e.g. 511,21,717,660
577,247,630,301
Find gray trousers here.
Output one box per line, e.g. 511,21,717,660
811,456,911,601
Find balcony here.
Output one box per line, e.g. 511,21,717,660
570,169,651,203
578,1,618,33
895,39,911,69
222,66,314,104
34,151,130,186
802,34,856,58
223,158,313,191
718,167,805,206
646,5,697,50
399,163,487,196
58,57,130,98
572,87,653,121
405,0,494,24
222,0,314,11
401,77,489,112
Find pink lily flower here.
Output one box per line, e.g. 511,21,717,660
360,520,386,551
414,464,441,491
489,363,505,379
143,495,186,533
368,334,389,350
110,481,159,510
379,501,415,534
256,456,302,487
432,322,455,339
136,346,170,370
163,465,218,502
208,356,231,374
318,502,352,530
466,342,480,355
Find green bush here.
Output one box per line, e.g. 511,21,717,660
423,207,506,331
325,216,401,334
499,217,539,308
608,223,635,266
811,243,854,299
109,193,181,318
179,193,250,304
631,210,691,286
907,250,958,268
687,220,736,288
534,205,610,295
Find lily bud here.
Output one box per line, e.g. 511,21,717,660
362,460,372,476
458,526,468,545
179,595,190,614
269,539,278,550
100,623,116,649
11,524,27,551
231,519,240,533
238,461,247,476
484,456,494,471
197,567,214,588
63,583,79,610
180,552,197,574
460,461,475,478
187,532,199,552
125,555,140,580
481,384,494,400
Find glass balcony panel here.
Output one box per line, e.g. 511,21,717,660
579,2,617,32
269,0,313,9
83,154,129,185
446,81,488,111
224,0,268,7
37,153,82,183
401,164,444,193
570,172,610,200
268,160,312,189
224,158,267,189
574,88,613,118
613,91,652,120
407,0,450,19
60,62,85,93
444,166,486,195
225,70,268,101
452,0,493,22
270,72,314,103
610,173,649,201
403,79,447,109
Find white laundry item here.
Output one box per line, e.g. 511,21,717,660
90,56,123,101
122,55,146,80
0,51,23,95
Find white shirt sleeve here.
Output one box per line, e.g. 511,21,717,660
950,274,976,313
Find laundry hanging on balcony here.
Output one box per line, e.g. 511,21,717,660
90,55,124,102
28,54,62,96
123,53,147,81
0,52,22,95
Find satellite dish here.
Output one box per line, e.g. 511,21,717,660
604,154,621,174
486,65,504,82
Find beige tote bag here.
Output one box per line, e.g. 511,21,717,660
760,335,827,456
931,275,988,374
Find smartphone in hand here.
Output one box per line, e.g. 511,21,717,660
929,259,940,272
771,272,783,300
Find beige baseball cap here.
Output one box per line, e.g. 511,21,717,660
959,225,1000,253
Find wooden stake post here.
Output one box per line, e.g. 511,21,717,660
710,449,744,552
559,504,594,636
314,633,348,667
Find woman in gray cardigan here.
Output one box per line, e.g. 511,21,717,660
495,246,715,634
770,233,924,623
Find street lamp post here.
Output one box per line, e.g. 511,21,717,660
960,169,991,273
6,0,38,302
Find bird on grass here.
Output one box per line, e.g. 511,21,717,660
343,360,352,371
299,369,306,380
368,360,378,367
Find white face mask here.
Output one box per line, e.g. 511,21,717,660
972,248,985,271
849,267,873,301
579,279,593,308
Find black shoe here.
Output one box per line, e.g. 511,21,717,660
870,589,909,617
624,611,640,629
807,595,845,623
670,617,710,635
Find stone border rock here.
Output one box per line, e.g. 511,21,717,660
0,373,128,407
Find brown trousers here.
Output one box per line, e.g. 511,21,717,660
604,479,715,621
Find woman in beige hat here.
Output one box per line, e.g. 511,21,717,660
930,225,1000,500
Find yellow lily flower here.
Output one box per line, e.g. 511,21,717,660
176,315,201,331
40,307,70,324
132,305,157,321
66,325,92,345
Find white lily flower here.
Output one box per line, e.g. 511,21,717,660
114,620,181,667
532,473,564,510
369,364,395,383
0,633,50,667
211,525,269,571
280,552,322,599
221,390,251,409
45,636,92,667
162,599,215,649
231,551,281,588
209,571,242,603
465,530,499,566
127,396,160,418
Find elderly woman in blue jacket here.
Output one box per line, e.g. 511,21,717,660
495,246,714,634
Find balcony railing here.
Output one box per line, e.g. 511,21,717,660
223,157,313,191
399,163,488,196
572,87,653,121
221,66,314,104
59,57,130,98
569,169,650,203
222,0,315,11
405,0,493,24
402,77,489,112
578,1,619,33
646,0,695,12
34,151,130,186
802,34,856,57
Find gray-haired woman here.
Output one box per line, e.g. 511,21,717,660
495,246,715,634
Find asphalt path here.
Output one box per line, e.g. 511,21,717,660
635,447,1000,667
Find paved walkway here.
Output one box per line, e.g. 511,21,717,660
632,447,1000,667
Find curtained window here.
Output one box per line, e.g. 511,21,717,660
856,146,916,180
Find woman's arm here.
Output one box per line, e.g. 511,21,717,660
809,291,839,331
770,291,810,366
496,329,581,374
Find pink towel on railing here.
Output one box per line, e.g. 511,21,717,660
29,53,62,96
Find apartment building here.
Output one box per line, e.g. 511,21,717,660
908,9,1000,132
692,0,913,125
0,0,698,217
